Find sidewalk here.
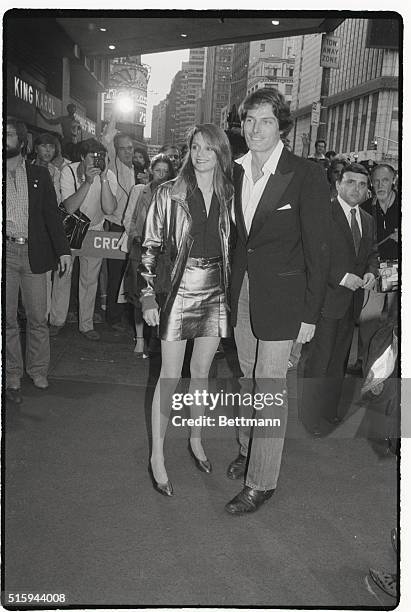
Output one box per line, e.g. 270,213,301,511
3,321,398,608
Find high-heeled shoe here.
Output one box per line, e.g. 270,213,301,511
148,464,174,496
188,442,212,473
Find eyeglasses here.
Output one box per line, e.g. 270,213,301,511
168,154,180,159
118,146,134,152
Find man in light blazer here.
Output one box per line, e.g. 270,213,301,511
225,88,331,514
299,163,379,435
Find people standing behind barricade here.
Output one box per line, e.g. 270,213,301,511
349,164,400,374
32,133,62,204
159,143,182,173
327,156,349,200
120,154,176,354
140,124,233,496
132,145,150,185
5,117,72,404
48,139,117,340
101,115,139,332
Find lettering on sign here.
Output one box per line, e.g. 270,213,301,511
14,77,57,115
320,34,341,69
72,231,126,260
74,112,96,136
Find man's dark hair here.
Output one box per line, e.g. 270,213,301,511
67,104,76,114
315,139,326,148
7,116,28,155
113,132,133,152
337,162,370,183
78,138,106,159
325,150,336,159
239,88,293,134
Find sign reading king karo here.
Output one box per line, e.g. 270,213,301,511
320,34,341,69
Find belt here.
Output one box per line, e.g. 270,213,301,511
6,236,28,244
186,256,222,267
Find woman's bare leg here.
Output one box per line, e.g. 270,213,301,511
188,336,221,461
150,339,187,484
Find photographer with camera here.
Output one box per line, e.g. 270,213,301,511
49,139,117,340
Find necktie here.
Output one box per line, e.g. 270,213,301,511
350,208,361,255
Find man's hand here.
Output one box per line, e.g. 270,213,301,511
389,228,398,243
144,308,160,327
362,272,376,290
341,273,364,291
59,254,73,276
85,161,100,184
296,322,316,344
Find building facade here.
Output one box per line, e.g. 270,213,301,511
6,16,108,150
229,42,250,113
203,44,234,125
246,38,296,103
290,18,399,166
151,98,167,146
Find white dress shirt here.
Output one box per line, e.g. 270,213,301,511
235,140,284,233
337,195,362,236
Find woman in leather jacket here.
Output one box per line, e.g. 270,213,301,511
139,124,234,495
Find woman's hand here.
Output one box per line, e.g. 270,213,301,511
144,308,159,326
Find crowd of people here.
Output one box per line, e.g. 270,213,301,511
6,88,399,524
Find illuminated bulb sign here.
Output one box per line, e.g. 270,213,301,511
103,63,149,125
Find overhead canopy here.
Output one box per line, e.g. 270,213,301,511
56,13,345,57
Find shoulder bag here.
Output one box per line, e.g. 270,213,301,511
58,166,91,250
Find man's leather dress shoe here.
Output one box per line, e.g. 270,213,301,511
226,453,247,480
225,486,275,514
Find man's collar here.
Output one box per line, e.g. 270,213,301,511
337,195,360,214
234,140,284,174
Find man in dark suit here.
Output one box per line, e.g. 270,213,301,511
6,117,72,403
225,88,331,514
299,163,379,434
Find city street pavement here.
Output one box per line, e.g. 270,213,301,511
3,320,398,609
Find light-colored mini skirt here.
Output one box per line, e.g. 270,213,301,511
159,256,229,341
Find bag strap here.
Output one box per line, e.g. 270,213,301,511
69,166,78,192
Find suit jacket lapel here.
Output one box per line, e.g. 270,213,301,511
332,199,357,257
25,162,38,215
358,207,372,259
248,148,295,240
233,163,247,242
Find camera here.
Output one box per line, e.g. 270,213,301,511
133,160,146,184
91,151,106,172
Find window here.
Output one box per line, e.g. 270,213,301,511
289,68,294,77
285,84,293,95
260,43,266,53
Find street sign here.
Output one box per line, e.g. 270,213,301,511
320,34,341,69
311,101,321,127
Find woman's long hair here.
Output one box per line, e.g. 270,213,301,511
178,124,234,207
